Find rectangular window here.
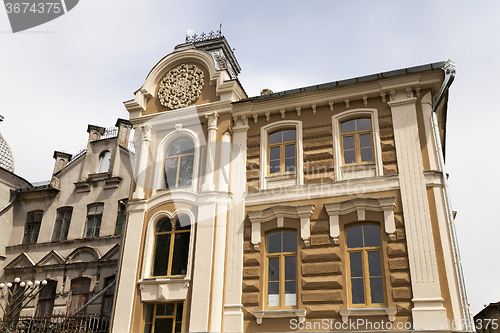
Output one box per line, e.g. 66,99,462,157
85,204,103,238
68,278,91,315
266,230,297,309
144,302,183,333
346,224,385,306
268,129,296,175
23,211,43,244
101,276,115,316
340,118,374,165
36,281,57,317
52,208,73,241
115,200,127,235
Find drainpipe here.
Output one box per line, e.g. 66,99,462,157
0,189,19,216
431,59,473,331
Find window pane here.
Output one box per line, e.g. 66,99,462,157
156,304,166,316
155,318,173,333
157,219,172,233
165,303,175,315
282,231,296,253
351,278,365,304
270,146,280,160
170,232,190,275
267,233,281,253
360,148,373,162
343,136,355,150
356,118,371,131
163,157,179,188
285,256,296,280
175,216,191,231
153,234,171,276
344,150,356,164
176,303,183,322
284,158,295,173
98,151,111,173
144,324,152,333
359,133,372,148
175,323,182,333
363,224,381,247
368,251,382,276
283,129,296,142
269,159,280,174
268,257,279,281
177,155,194,187
269,131,282,144
284,281,296,306
341,120,356,133
346,226,363,248
370,277,385,304
268,282,279,307
285,144,295,159
145,305,154,324
166,137,194,157
349,252,363,278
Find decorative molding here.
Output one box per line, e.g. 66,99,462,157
280,109,286,119
324,197,397,243
389,89,396,101
362,95,368,106
265,112,270,122
241,115,248,126
329,101,334,111
247,204,314,248
345,99,350,109
175,124,183,131
415,87,421,97
405,87,413,98
158,63,204,109
296,106,301,117
253,114,258,124
311,104,316,114
381,93,386,104
253,309,306,325
206,112,219,130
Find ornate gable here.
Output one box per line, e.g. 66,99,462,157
4,252,35,270
35,250,65,267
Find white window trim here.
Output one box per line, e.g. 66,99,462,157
152,127,201,196
141,209,196,282
259,120,304,190
331,109,383,181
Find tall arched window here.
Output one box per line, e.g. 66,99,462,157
268,129,296,175
98,151,111,173
340,118,373,165
162,137,195,189
266,230,297,308
151,215,191,277
346,223,385,307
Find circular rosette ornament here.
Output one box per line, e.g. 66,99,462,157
158,64,205,109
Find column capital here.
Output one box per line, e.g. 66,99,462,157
206,112,219,131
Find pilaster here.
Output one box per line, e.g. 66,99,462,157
133,124,152,199
389,91,447,328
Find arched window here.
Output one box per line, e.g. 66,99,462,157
266,230,297,308
346,224,385,306
98,150,111,173
162,137,195,189
340,118,373,165
151,215,191,277
268,129,296,175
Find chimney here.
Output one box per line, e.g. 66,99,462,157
87,125,106,143
53,151,72,175
115,118,133,147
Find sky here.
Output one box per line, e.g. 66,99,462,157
0,0,499,316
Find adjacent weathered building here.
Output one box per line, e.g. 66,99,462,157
111,33,471,333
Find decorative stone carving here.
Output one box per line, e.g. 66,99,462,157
415,87,421,97
329,101,334,112
311,104,316,114
280,109,286,119
405,87,413,98
390,90,396,101
158,64,205,109
296,107,301,117
345,99,350,109
175,124,183,131
241,115,248,126
253,114,258,124
265,112,270,122
381,93,386,104
363,95,368,106
206,112,219,130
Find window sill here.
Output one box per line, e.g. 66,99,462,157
341,163,376,180
265,173,297,189
338,308,397,323
253,309,306,325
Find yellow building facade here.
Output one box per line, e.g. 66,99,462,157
111,34,470,333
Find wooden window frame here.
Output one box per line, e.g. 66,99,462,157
161,138,195,189
36,280,57,317
100,276,115,316
85,203,103,238
114,199,127,236
23,210,43,244
143,302,184,333
345,223,387,308
52,207,73,242
265,230,298,310
340,118,374,166
150,217,191,278
267,129,297,177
